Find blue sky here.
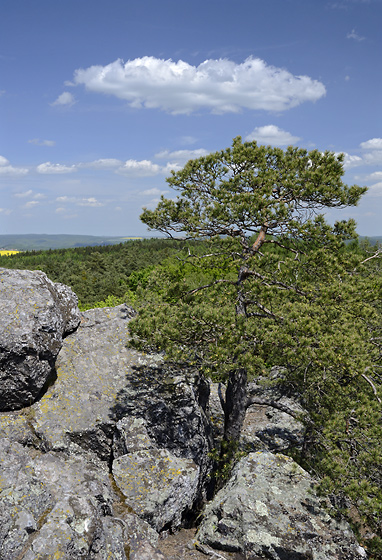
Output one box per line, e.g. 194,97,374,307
1,0,381,237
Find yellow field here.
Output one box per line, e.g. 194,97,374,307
0,250,19,256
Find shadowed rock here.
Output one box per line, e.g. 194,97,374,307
0,268,80,411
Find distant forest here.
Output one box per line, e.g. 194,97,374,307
0,238,204,309
0,233,145,251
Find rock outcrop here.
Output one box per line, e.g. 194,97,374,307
196,451,366,559
0,270,367,559
0,268,80,411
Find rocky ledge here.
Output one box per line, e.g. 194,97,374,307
0,269,367,559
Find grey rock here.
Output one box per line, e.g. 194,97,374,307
113,448,199,531
196,451,366,560
1,304,213,535
0,438,129,560
209,379,305,454
0,268,80,411
130,541,167,560
112,416,201,531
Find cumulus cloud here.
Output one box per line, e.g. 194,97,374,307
51,91,76,107
72,56,326,114
245,125,301,146
360,138,382,150
117,159,161,176
0,156,28,176
28,139,56,147
37,162,77,174
337,138,382,169
340,153,363,168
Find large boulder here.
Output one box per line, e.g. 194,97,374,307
0,268,80,411
196,451,366,560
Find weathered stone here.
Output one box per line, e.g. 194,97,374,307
0,268,80,411
113,448,199,531
0,304,213,535
130,541,167,560
209,378,305,454
0,438,129,559
196,451,366,560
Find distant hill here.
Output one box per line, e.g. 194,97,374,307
0,234,146,251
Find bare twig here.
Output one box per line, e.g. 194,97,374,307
361,373,382,404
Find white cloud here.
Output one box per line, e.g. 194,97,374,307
37,162,77,174
337,138,382,169
0,208,11,215
51,91,76,107
0,156,10,166
77,197,104,207
55,207,66,214
28,139,56,147
117,159,161,176
346,29,365,41
72,56,326,114
141,188,166,196
360,138,382,150
155,148,209,164
340,152,363,168
56,195,103,207
80,158,122,169
368,182,382,196
23,200,39,209
365,171,382,181
14,190,33,198
245,125,301,146
0,156,28,176
56,196,73,202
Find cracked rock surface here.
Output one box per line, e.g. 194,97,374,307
196,451,366,560
0,268,80,411
0,301,213,558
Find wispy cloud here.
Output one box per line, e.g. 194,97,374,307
79,158,122,169
155,149,209,164
346,29,365,41
71,56,326,114
28,139,56,147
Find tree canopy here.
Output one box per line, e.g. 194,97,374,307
130,137,382,554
